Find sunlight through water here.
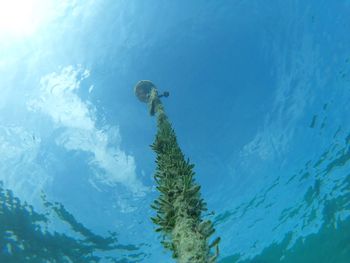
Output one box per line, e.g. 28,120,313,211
0,0,46,37
0,1,349,262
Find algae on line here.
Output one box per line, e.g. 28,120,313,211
135,80,220,263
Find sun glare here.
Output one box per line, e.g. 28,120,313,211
0,0,45,37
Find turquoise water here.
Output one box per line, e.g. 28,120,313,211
0,1,349,262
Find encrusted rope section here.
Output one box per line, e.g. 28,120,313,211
148,88,220,263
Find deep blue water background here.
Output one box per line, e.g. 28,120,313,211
0,1,349,262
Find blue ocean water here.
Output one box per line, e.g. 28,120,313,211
0,1,349,262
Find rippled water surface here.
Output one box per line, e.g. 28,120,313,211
0,1,349,262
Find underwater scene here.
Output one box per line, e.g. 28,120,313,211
0,1,349,262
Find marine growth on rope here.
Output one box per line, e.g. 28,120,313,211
135,80,220,263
